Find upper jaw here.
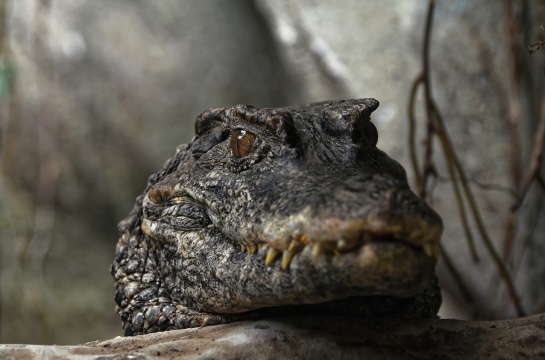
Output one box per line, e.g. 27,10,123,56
236,209,442,270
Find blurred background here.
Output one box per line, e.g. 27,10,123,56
1,0,544,345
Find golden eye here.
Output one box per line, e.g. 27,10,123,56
230,129,256,158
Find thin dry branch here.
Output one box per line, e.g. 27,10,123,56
431,101,525,317
427,115,479,262
440,245,474,305
419,0,437,200
501,0,524,262
512,98,545,211
408,0,526,318
503,0,523,187
408,76,424,189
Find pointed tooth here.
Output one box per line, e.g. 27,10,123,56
258,243,264,252
288,240,296,253
249,245,257,255
423,244,433,258
240,244,247,253
423,243,440,261
288,240,301,253
281,250,294,269
312,243,323,257
265,248,279,266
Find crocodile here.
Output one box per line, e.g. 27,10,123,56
111,98,443,336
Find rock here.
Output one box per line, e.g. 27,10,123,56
2,315,545,359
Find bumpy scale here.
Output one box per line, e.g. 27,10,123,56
111,99,443,336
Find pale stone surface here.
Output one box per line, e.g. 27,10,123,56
2,315,545,359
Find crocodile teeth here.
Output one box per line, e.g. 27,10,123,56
288,240,297,252
288,239,304,253
248,245,257,255
265,248,279,266
312,243,324,257
423,243,440,261
281,250,294,269
240,244,247,253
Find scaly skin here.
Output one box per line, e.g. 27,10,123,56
111,98,443,336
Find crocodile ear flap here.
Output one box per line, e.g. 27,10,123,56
191,108,229,158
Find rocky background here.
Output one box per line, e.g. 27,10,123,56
0,0,544,345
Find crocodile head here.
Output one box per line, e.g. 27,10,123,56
113,99,443,334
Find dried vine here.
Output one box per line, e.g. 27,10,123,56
505,2,545,266
408,0,525,317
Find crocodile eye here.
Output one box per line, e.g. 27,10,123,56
230,129,256,158
364,122,378,147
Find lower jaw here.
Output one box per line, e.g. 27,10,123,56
247,276,442,320
283,241,437,298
